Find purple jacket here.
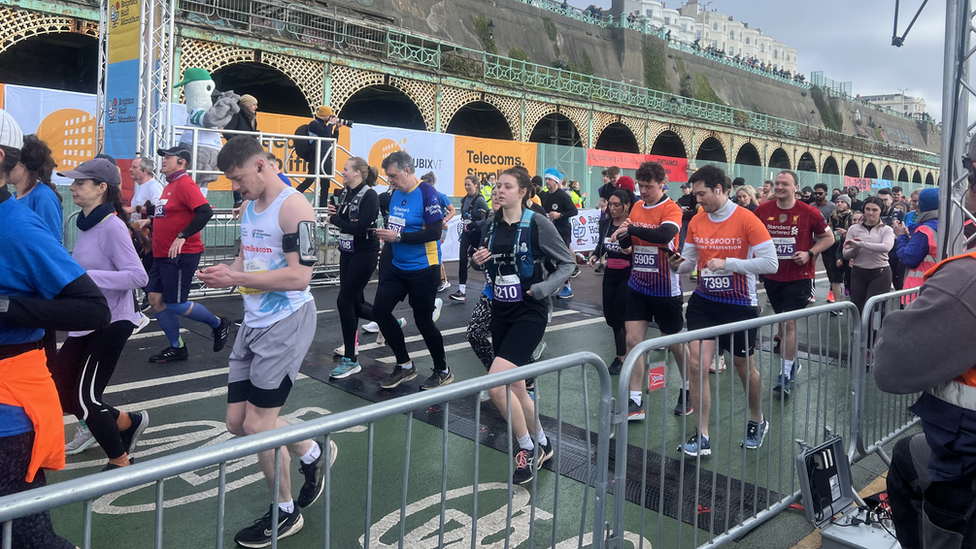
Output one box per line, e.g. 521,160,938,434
69,213,148,336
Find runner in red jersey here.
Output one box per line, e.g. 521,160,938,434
667,165,778,457
753,171,833,397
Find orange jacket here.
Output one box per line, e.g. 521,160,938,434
0,349,66,481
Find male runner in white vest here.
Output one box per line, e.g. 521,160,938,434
199,136,325,548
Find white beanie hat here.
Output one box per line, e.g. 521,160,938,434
0,108,24,149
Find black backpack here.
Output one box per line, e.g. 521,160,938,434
292,124,312,162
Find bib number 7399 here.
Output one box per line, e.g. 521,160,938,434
700,268,733,292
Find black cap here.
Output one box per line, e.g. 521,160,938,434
157,143,192,163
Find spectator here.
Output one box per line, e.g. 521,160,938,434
800,186,814,204
905,189,922,224
10,134,61,242
296,106,343,206
831,188,842,200
843,196,894,314
732,177,745,190
894,188,939,300
481,172,496,208
598,166,620,212
0,107,110,549
761,180,775,203
222,94,259,207
676,182,696,248
568,179,584,208
891,185,907,206
126,157,164,221
735,184,759,211
826,195,854,309
615,175,636,197
813,183,836,220
875,252,976,547
847,186,864,212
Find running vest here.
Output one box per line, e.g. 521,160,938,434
238,187,315,328
486,209,543,280
922,251,976,411
339,182,371,222
902,224,938,303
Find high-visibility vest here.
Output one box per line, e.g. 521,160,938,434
480,185,492,208
901,224,938,304
922,250,976,410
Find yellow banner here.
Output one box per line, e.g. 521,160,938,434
454,136,536,196
107,0,142,64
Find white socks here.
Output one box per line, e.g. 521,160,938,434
783,359,794,377
536,430,549,447
517,433,534,450
630,391,642,405
279,500,294,513
401,361,414,370
300,442,321,465
459,284,466,293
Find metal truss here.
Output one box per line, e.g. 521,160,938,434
136,0,176,157
95,0,108,154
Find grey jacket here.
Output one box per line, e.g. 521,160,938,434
528,213,575,298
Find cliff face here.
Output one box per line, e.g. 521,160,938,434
339,0,939,153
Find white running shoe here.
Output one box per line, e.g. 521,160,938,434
432,298,444,322
532,340,547,362
333,344,358,357
437,280,451,293
132,313,152,335
65,424,97,456
362,321,379,333
375,318,407,346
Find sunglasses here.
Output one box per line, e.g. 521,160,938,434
814,192,825,196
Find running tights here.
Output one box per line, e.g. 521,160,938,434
851,266,892,315
372,264,446,370
466,293,493,369
51,321,134,459
337,249,378,360
0,431,74,549
602,268,630,357
457,231,479,286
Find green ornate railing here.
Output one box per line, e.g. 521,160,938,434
175,0,940,167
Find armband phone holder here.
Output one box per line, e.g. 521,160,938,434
283,220,317,266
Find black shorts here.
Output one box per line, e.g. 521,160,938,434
490,315,547,366
624,289,685,335
227,377,293,409
686,293,759,357
145,253,201,304
763,278,812,314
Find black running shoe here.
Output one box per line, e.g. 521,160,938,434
149,345,188,363
536,440,554,469
101,457,135,472
213,317,230,352
379,365,418,389
570,265,582,278
673,390,694,416
627,399,645,421
297,441,326,508
419,370,454,390
608,357,623,376
120,411,149,455
512,448,534,485
234,505,304,548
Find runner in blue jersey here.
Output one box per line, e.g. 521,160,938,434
373,151,452,391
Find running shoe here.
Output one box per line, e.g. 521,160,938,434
512,448,535,485
149,345,188,363
536,439,554,469
375,318,407,346
212,317,230,352
557,286,574,299
826,290,836,303
449,290,466,302
65,424,96,456
329,358,361,379
102,459,134,472
297,441,326,508
594,263,605,274
809,294,817,303
709,355,727,374
790,360,802,382
743,419,769,450
332,344,357,357
437,280,451,293
419,369,454,390
362,321,379,333
829,309,844,317
627,399,645,421
689,270,698,281
234,505,304,548
120,411,149,455
524,377,536,391
570,265,581,278
132,313,151,335
608,357,623,376
682,433,711,457
673,389,694,416
773,374,792,397
432,298,443,322
379,365,418,389
531,340,547,362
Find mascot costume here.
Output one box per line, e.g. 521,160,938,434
174,68,240,196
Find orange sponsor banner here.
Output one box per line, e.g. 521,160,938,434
454,136,536,196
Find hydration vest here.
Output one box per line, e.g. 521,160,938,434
486,209,543,281
339,183,371,223
922,251,976,411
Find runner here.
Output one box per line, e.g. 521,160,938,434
50,158,151,470
199,136,327,547
753,170,833,397
540,168,579,298
420,171,456,294
137,143,229,362
589,189,633,375
10,134,61,242
613,162,689,419
667,164,778,457
372,151,453,390
471,166,574,484
451,174,490,302
327,156,380,378
0,109,110,549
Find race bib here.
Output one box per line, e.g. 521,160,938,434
773,237,796,260
339,233,354,253
153,199,167,218
494,274,523,303
700,268,734,293
387,215,406,234
632,245,659,273
238,258,268,295
603,237,622,254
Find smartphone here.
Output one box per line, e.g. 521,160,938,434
662,247,678,258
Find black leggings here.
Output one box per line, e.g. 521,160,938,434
602,267,630,356
0,431,74,549
457,231,479,286
337,248,378,360
51,321,134,459
851,266,892,315
373,264,446,370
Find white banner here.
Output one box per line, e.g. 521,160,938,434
569,208,602,253
349,124,455,195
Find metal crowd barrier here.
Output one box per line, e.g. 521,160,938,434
852,288,921,466
607,302,860,548
0,353,613,549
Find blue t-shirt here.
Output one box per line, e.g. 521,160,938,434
17,183,64,243
387,182,444,271
0,197,86,345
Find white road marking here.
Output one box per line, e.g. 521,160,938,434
104,367,230,395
